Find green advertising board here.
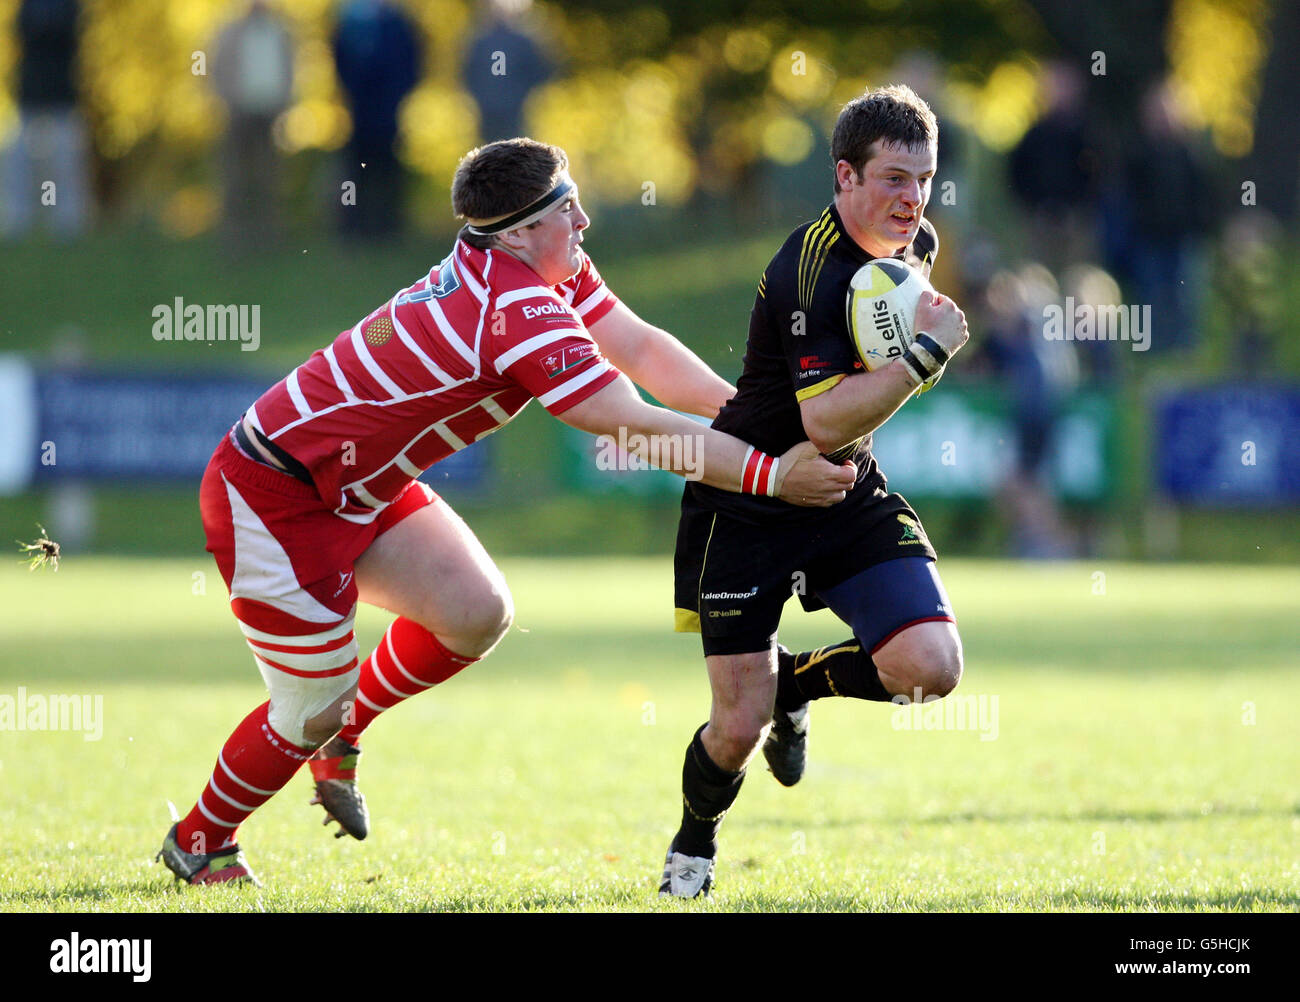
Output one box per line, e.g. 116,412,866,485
560,385,1117,502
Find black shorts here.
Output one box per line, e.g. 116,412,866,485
673,490,939,656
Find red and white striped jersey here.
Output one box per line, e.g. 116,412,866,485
246,240,621,523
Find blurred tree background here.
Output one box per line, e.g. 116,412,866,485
0,0,1295,562
0,0,1287,231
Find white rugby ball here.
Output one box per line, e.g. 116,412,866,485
846,257,942,393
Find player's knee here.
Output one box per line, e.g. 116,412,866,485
707,724,764,771
300,707,344,748
458,583,514,656
897,643,963,700
706,709,769,770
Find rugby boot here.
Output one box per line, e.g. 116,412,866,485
156,823,261,887
309,737,369,840
659,841,716,899
763,702,810,787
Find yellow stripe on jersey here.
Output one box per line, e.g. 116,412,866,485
805,231,839,311
674,608,702,633
758,272,767,299
797,210,836,311
798,209,839,312
794,373,846,402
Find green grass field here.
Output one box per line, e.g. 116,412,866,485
0,556,1296,913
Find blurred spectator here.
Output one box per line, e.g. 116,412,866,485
978,263,1079,559
892,51,970,231
332,0,421,238
462,0,552,143
1215,211,1283,373
1,0,90,240
1117,81,1213,354
211,1,295,247
1008,60,1099,276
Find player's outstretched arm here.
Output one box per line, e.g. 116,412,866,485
558,373,855,506
801,291,969,455
587,302,735,419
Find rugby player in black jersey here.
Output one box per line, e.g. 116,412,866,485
661,85,971,898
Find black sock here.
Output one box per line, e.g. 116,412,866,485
774,646,806,712
673,724,745,859
780,638,893,704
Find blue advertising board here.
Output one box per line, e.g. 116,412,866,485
1154,385,1300,506
25,369,492,490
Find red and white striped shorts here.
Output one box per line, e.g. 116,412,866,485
199,432,437,733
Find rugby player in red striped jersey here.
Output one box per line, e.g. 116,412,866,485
156,138,856,886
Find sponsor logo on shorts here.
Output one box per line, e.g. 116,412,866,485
701,587,759,600
897,513,925,545
708,609,743,618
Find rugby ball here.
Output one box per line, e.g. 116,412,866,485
846,257,942,393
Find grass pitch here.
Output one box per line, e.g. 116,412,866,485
0,555,1296,913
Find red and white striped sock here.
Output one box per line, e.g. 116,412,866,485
337,617,477,746
176,701,310,853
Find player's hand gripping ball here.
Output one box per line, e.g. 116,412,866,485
846,258,943,394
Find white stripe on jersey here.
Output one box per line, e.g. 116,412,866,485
350,327,406,398
266,378,463,441
336,392,511,513
324,344,359,403
390,307,456,385
347,481,385,509
538,361,614,408
454,244,488,304
574,287,611,317
493,329,586,374
286,368,312,418
480,396,511,424
394,453,422,478
495,285,559,310
425,295,481,374
433,421,467,450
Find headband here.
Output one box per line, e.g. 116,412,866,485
464,176,576,236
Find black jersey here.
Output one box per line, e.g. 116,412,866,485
688,204,938,524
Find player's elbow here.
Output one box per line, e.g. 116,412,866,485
800,413,848,458
799,396,852,457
